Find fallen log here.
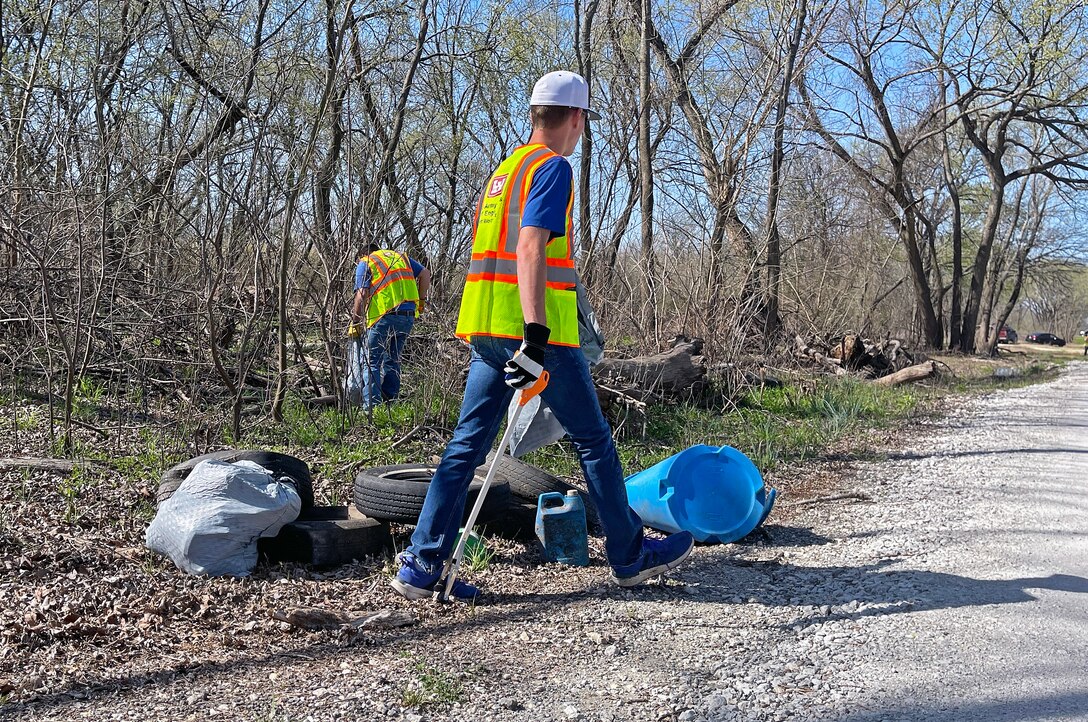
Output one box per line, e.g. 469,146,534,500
593,340,705,396
872,360,938,387
0,458,99,473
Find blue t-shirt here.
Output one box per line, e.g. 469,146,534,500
521,156,572,238
355,254,425,313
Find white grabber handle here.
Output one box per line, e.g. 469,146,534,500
436,371,550,601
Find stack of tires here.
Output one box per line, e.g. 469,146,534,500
155,449,598,555
156,450,393,566
157,450,315,509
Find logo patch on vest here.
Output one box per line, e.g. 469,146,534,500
487,174,507,197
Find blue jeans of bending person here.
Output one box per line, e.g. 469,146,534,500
363,313,414,408
407,336,644,572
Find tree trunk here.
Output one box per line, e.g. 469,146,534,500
943,135,963,350
575,0,601,266
898,206,943,348
958,173,1006,353
763,0,808,342
638,0,658,315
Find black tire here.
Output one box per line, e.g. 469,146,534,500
158,450,315,509
482,499,539,541
352,464,511,525
481,453,601,533
480,453,570,498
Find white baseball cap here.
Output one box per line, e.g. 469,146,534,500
530,71,602,120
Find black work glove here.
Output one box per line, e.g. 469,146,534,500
504,322,550,389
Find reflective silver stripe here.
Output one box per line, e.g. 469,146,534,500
468,256,518,277
546,265,578,286
467,256,578,287
367,252,390,275
503,147,555,254
373,268,415,293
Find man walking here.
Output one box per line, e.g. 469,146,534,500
391,71,694,601
349,243,430,410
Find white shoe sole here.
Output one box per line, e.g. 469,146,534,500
391,576,479,602
390,577,433,601
610,538,695,588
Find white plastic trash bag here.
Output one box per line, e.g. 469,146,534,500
507,281,606,457
145,459,301,577
507,394,562,458
343,337,367,404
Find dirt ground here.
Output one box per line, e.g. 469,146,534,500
0,356,1080,721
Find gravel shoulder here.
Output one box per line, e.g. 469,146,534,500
3,363,1087,722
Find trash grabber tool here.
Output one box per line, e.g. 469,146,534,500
435,370,550,602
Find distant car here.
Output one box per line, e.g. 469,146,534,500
1025,332,1066,346
997,325,1018,344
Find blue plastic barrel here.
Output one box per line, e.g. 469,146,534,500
535,491,590,566
624,444,773,544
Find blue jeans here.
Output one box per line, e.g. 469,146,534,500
408,336,644,571
363,313,414,408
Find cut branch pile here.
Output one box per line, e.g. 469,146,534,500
792,334,938,385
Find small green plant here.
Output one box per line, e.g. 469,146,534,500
59,467,90,524
400,689,426,707
460,529,495,572
14,468,32,503
15,406,40,431
400,660,464,708
107,430,169,479
141,552,169,576
253,699,297,722
132,498,157,523
72,376,106,421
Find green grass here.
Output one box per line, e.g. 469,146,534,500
520,376,927,478
9,353,1062,500
523,362,1068,480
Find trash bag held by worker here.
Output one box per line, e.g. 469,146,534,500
507,281,604,457
343,337,367,404
576,280,605,366
145,459,301,576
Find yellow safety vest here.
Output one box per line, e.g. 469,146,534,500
455,144,579,347
363,250,419,328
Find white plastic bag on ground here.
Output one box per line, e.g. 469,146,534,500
145,459,301,577
507,281,606,457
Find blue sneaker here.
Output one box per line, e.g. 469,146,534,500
390,552,480,602
610,532,695,587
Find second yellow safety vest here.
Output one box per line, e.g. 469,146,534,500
455,144,579,346
363,250,419,328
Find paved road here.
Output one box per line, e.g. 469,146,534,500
804,362,1088,721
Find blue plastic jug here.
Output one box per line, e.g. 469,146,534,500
535,491,590,566
624,444,774,543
